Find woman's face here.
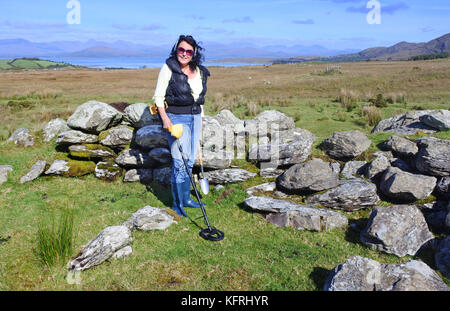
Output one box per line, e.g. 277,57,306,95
176,40,194,68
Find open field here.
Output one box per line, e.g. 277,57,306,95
0,59,449,290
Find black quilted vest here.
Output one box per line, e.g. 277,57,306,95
165,57,210,114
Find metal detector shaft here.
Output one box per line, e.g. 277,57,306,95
176,139,212,229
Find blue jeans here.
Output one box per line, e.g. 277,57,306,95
166,113,202,184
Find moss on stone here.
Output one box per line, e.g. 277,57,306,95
64,159,96,177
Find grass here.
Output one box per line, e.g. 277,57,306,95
0,59,449,290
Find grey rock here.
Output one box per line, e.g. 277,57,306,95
324,256,449,291
360,205,434,257
7,128,34,147
68,144,115,159
244,196,348,232
0,165,13,185
194,149,234,169
381,135,418,158
43,118,70,142
56,130,98,145
201,116,234,151
68,225,132,271
246,110,295,132
94,161,122,181
435,236,450,278
67,100,122,134
389,157,412,172
45,160,70,175
371,110,439,135
306,178,379,211
134,125,169,149
122,206,176,231
415,137,450,177
341,161,367,179
322,130,371,160
20,160,46,184
365,155,390,180
203,168,256,184
246,182,276,196
419,109,450,131
148,147,172,166
380,167,437,202
99,125,133,148
123,103,161,128
276,158,339,193
123,168,153,183
259,166,285,178
424,201,450,232
115,148,154,168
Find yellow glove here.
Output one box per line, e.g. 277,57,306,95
168,124,183,139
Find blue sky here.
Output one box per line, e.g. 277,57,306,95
1,0,449,50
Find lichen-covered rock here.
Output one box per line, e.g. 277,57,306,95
365,155,390,180
98,125,133,148
68,225,132,271
7,128,34,147
114,148,154,168
360,205,434,257
69,144,116,159
0,165,13,185
20,160,46,184
123,103,161,128
67,100,123,134
321,130,371,160
246,182,276,196
306,178,379,211
341,161,367,179
414,137,450,177
379,167,437,202
43,118,70,142
371,110,439,135
56,130,98,145
381,135,418,158
276,158,339,194
94,161,122,181
194,149,233,169
203,168,256,184
324,256,449,291
45,159,96,177
123,168,153,183
419,109,450,131
122,206,176,231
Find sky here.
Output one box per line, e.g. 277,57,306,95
0,0,449,50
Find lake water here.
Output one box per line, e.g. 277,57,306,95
45,57,265,69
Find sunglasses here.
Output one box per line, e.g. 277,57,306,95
177,47,194,56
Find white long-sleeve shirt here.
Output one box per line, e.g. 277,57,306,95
153,63,204,116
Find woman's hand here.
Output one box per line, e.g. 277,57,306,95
158,107,173,130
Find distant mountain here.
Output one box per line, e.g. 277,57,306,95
329,33,450,61
0,38,355,59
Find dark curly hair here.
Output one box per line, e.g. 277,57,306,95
170,35,204,71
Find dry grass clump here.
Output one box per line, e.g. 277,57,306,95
361,105,383,126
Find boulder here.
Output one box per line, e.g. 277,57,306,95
134,125,169,150
94,161,122,181
200,116,234,151
365,155,390,180
0,165,13,185
424,200,450,232
245,110,295,132
68,144,116,159
360,205,434,257
415,137,450,177
259,167,285,178
379,167,437,202
67,100,123,134
194,149,234,169
244,196,348,232
321,130,371,160
43,118,70,142
435,177,450,200
371,110,439,135
435,236,450,278
114,148,154,168
148,147,172,166
56,130,98,145
203,168,256,184
45,159,96,177
324,256,449,291
381,135,418,158
152,166,171,186
306,178,379,211
68,225,132,271
122,206,176,231
419,109,450,131
123,103,161,128
276,158,339,194
98,125,133,148
246,182,276,196
341,161,367,179
123,168,153,184
20,160,46,184
7,128,34,147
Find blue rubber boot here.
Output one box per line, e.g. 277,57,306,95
172,182,188,217
182,179,204,208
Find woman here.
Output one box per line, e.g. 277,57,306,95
153,35,210,217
